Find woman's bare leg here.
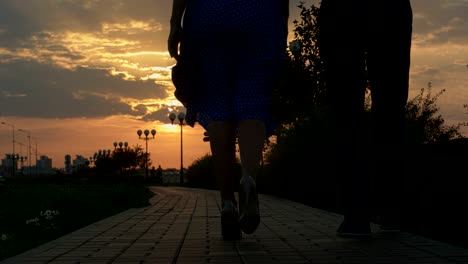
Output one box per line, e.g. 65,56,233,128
208,120,237,203
237,119,265,234
238,119,266,178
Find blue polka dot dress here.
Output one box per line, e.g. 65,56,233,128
173,0,287,136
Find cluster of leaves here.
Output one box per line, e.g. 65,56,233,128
405,83,463,144
271,2,326,125
184,154,241,190
93,145,147,177
460,104,468,127
184,154,217,189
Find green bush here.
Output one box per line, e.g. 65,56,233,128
405,83,463,144
185,154,242,191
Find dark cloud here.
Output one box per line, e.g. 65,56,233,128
0,60,169,118
133,104,148,116
0,0,173,50
412,0,468,46
141,106,186,123
412,65,441,77
0,86,134,118
0,2,42,48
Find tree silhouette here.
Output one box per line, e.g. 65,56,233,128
405,83,463,144
272,2,326,126
94,145,147,177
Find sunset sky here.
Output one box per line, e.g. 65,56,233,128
0,0,467,169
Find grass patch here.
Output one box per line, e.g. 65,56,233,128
0,180,154,261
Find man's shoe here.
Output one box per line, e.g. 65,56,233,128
221,200,242,240
239,176,260,234
337,218,372,238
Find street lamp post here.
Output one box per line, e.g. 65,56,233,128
31,136,38,176
18,129,32,176
113,141,128,175
18,155,27,174
1,122,15,177
137,129,156,180
89,156,95,166
169,112,185,184
15,141,28,175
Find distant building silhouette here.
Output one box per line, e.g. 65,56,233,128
162,168,177,183
73,155,88,168
65,154,72,174
0,154,17,177
1,154,55,176
19,155,54,176
36,155,53,175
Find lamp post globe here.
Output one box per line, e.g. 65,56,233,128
177,112,185,123
169,112,176,125
137,128,156,181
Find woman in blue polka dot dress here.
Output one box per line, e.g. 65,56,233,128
169,0,289,240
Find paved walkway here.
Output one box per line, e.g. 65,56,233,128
2,187,468,264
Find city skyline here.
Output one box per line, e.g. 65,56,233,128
1,0,467,168
0,117,210,169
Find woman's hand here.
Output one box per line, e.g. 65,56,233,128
168,23,183,60
168,0,187,60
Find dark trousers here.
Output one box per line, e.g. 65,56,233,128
318,0,413,221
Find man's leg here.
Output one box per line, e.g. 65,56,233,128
318,1,371,236
366,0,413,229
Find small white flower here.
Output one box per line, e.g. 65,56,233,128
40,210,59,220
1,234,7,241
26,217,40,225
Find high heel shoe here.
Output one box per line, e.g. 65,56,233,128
239,176,260,234
221,200,242,240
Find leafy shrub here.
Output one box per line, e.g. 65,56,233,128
405,83,463,144
185,154,242,191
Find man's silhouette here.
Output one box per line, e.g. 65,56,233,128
156,165,163,185
318,0,413,237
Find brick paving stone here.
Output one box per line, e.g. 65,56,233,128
2,186,468,264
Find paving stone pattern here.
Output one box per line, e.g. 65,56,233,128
2,187,468,264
